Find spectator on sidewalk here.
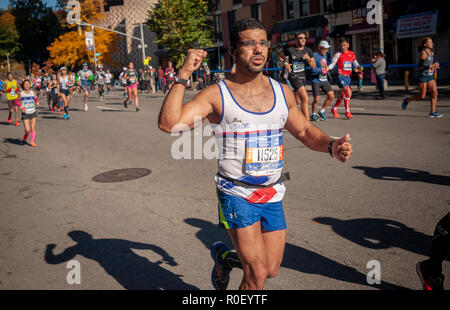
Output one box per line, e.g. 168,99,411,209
158,65,165,94
372,52,386,99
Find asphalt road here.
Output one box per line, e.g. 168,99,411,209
0,84,449,290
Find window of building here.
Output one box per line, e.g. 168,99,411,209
285,0,295,19
299,0,309,17
233,0,241,5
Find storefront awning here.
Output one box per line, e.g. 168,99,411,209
272,15,328,35
345,22,378,35
329,24,349,38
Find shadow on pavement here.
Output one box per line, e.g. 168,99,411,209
353,166,450,186
3,138,26,145
40,116,64,120
45,230,199,290
0,121,12,126
100,109,126,112
313,217,449,263
184,218,406,290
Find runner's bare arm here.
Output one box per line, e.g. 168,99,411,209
282,84,353,162
158,49,217,132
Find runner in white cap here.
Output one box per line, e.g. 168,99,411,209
310,41,334,121
77,63,93,111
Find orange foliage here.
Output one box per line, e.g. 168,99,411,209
47,0,119,68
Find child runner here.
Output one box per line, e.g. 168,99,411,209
16,79,39,147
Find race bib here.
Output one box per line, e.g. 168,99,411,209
169,73,174,78
319,74,328,82
245,133,283,176
343,61,352,71
23,99,35,114
292,61,305,73
10,89,16,96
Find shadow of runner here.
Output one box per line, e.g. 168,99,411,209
3,138,26,145
353,166,450,186
313,217,449,262
45,230,199,290
184,218,406,290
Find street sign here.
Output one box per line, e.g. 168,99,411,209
85,32,94,51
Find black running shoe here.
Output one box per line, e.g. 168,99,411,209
416,260,444,290
210,241,231,290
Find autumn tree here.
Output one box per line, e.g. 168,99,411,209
47,0,119,69
0,9,21,58
146,0,214,68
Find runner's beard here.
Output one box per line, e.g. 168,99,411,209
247,56,266,73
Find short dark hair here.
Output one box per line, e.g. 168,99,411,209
230,18,267,51
296,32,307,38
22,79,31,88
340,38,349,44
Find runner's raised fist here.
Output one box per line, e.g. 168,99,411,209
179,49,207,78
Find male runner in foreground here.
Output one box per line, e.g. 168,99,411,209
158,18,353,290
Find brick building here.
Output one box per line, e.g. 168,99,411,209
101,0,160,70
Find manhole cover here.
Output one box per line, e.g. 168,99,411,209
92,168,151,183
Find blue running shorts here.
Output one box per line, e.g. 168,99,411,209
217,190,286,231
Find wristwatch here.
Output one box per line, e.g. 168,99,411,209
174,76,191,86
328,139,336,158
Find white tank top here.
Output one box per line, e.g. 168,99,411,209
211,77,289,203
59,76,70,89
20,90,36,114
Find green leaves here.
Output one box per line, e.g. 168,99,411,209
147,0,214,68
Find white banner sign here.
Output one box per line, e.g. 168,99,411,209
396,11,438,39
85,31,94,51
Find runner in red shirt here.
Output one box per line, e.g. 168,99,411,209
327,39,360,119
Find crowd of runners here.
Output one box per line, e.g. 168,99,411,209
0,32,443,148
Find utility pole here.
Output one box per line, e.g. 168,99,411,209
379,0,384,53
6,53,10,72
217,38,221,70
134,23,148,67
140,23,146,66
92,26,97,74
